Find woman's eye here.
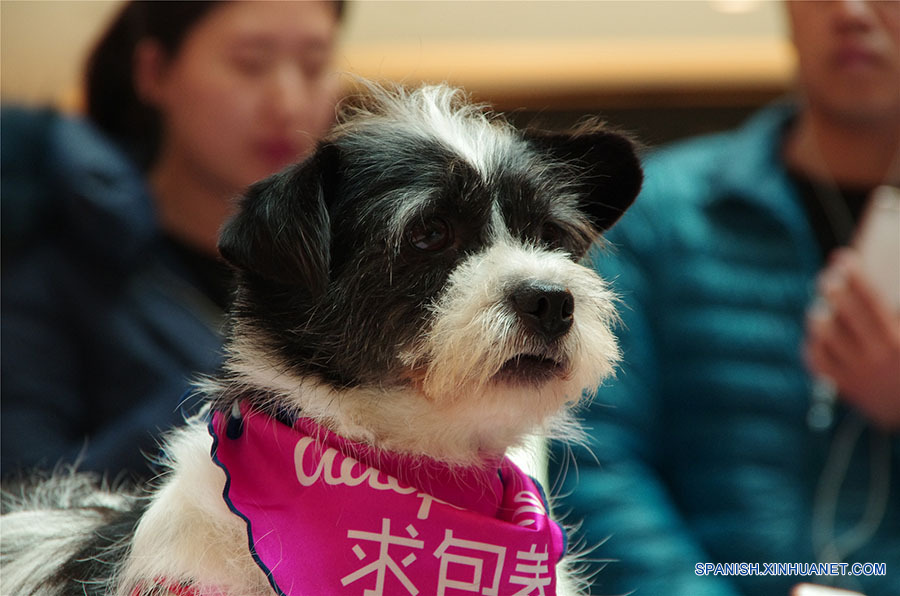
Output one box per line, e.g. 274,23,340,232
407,218,453,252
302,60,327,81
300,50,330,81
540,222,564,248
230,52,270,77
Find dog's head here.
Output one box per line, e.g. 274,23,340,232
216,84,641,464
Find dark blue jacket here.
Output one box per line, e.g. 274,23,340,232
551,104,900,596
1,108,225,480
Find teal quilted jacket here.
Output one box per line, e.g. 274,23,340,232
552,104,900,596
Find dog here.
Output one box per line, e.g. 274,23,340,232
1,82,641,596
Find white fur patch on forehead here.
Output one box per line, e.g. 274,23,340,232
488,202,515,244
337,83,519,179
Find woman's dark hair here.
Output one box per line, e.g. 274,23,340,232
85,0,345,170
85,2,222,169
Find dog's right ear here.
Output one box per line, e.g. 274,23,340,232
218,143,340,294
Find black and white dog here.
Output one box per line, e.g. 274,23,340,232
1,83,641,596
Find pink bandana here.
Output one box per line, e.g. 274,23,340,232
210,402,566,596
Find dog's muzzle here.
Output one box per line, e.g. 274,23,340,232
492,280,574,385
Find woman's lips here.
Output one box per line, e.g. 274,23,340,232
258,139,301,167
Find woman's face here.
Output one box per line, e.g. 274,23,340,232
143,1,340,193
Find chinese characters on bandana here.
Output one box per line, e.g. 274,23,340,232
212,407,564,596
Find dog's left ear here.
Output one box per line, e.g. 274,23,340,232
218,143,340,293
525,127,643,232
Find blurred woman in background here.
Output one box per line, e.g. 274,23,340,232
1,1,344,481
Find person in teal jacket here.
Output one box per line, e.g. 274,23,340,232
551,3,900,595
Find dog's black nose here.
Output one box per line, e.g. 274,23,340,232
510,282,574,342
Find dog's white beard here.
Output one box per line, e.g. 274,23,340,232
400,241,621,443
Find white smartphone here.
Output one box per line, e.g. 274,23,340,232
853,185,900,311
792,584,864,596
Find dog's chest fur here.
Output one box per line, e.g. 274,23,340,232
0,83,641,596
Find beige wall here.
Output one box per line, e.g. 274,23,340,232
1,0,791,111
343,0,786,42
1,1,121,107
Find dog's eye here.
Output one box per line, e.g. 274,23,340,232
540,222,565,249
407,218,453,252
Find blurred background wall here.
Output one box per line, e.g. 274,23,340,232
1,0,794,146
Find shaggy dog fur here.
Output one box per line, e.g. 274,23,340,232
1,83,642,596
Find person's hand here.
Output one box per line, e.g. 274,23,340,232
805,249,900,430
